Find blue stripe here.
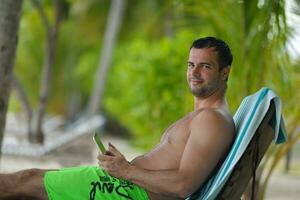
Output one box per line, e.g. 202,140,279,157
214,87,269,185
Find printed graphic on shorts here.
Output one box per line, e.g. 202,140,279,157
89,175,134,200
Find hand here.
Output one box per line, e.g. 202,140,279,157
97,142,131,179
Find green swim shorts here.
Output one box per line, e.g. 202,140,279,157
44,166,149,200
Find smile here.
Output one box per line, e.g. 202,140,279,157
190,79,204,84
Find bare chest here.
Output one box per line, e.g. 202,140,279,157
160,116,193,146
132,113,198,170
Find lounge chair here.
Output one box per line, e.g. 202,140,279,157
187,87,287,200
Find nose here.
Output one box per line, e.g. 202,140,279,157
190,66,203,75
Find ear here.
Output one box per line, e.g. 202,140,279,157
222,67,230,81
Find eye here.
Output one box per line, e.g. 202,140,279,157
188,62,194,68
203,64,211,69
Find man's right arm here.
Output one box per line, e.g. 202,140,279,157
130,155,145,165
125,109,235,198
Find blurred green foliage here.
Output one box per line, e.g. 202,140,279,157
104,31,196,148
10,0,300,153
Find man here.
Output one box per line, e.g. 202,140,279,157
0,36,235,200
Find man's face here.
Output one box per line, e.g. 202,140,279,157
187,47,225,98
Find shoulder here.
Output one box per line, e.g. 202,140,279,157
190,108,235,145
178,109,235,196
191,108,233,129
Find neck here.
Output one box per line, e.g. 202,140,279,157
193,84,227,111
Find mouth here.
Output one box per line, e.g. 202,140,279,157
189,78,204,85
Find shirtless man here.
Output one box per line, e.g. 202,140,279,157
0,36,235,200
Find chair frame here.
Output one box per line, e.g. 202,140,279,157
217,101,276,200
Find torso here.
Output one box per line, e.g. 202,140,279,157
131,111,198,171
131,109,234,200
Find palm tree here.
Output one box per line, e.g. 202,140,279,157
87,0,127,115
0,0,23,156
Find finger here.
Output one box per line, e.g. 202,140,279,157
105,150,115,156
97,153,105,160
97,152,108,158
99,162,107,171
107,147,119,156
97,153,103,160
108,143,121,155
108,142,116,149
98,154,113,161
108,143,121,153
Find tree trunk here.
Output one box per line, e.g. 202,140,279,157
29,0,62,144
0,0,23,157
87,0,127,116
